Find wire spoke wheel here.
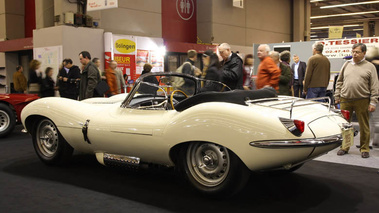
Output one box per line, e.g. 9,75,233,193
36,119,59,158
186,143,230,187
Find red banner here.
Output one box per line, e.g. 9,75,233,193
114,54,136,81
162,0,197,43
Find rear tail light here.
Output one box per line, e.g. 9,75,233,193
294,120,305,133
341,110,350,121
279,118,305,137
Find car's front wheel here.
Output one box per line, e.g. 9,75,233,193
32,118,73,165
0,103,16,138
180,142,251,197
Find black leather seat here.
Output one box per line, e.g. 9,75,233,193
174,88,277,112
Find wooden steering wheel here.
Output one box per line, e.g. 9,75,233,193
170,90,188,110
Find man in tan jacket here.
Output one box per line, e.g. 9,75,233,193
13,65,27,93
335,43,379,158
303,42,330,99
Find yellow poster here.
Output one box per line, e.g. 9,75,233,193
329,26,344,39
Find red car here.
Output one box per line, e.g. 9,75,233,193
0,93,39,137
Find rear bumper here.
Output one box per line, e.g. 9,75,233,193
249,134,343,149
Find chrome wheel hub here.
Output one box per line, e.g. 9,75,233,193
0,110,10,132
36,120,59,157
187,143,230,187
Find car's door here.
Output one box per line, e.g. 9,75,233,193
86,76,185,163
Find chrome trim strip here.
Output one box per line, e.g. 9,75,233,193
250,134,342,149
104,153,140,165
246,96,332,119
110,131,153,136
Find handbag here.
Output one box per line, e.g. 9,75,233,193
95,80,110,96
28,83,40,93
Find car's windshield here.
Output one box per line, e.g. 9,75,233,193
121,73,230,110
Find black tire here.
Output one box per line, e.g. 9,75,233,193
32,118,73,165
180,142,251,197
0,103,16,138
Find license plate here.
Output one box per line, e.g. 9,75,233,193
341,128,354,150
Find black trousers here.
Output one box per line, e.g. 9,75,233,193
293,79,303,98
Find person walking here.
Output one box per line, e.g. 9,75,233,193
269,51,291,96
40,67,56,97
219,43,243,90
243,54,254,90
291,54,307,97
256,44,281,91
139,63,159,94
58,58,81,100
200,50,222,92
13,65,27,93
303,42,330,99
28,59,42,94
78,51,100,100
335,43,379,158
105,60,118,96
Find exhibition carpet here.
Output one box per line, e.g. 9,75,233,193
1,126,379,212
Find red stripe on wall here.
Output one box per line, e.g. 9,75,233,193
24,0,36,38
162,0,197,43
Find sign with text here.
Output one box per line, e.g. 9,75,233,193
104,32,164,82
87,0,118,11
136,50,149,74
320,37,379,58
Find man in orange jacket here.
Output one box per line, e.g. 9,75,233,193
256,44,281,91
105,60,119,96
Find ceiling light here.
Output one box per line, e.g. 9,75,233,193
311,10,379,19
311,24,361,29
310,0,324,2
320,1,379,9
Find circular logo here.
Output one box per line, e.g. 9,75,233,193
176,0,194,21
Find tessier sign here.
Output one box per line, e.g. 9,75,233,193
320,37,379,58
87,0,118,12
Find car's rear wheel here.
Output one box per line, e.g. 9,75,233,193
180,142,250,197
32,118,73,165
0,103,16,138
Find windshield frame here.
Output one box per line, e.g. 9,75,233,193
120,72,231,108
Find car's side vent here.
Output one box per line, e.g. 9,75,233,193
279,117,304,137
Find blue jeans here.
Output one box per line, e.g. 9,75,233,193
306,87,326,99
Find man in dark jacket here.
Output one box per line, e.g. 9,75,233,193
180,49,201,94
219,43,243,90
58,58,80,100
291,54,307,97
79,51,100,100
270,51,291,96
182,49,201,77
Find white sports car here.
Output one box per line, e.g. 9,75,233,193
21,72,352,196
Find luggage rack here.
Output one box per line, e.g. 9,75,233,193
245,97,332,119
